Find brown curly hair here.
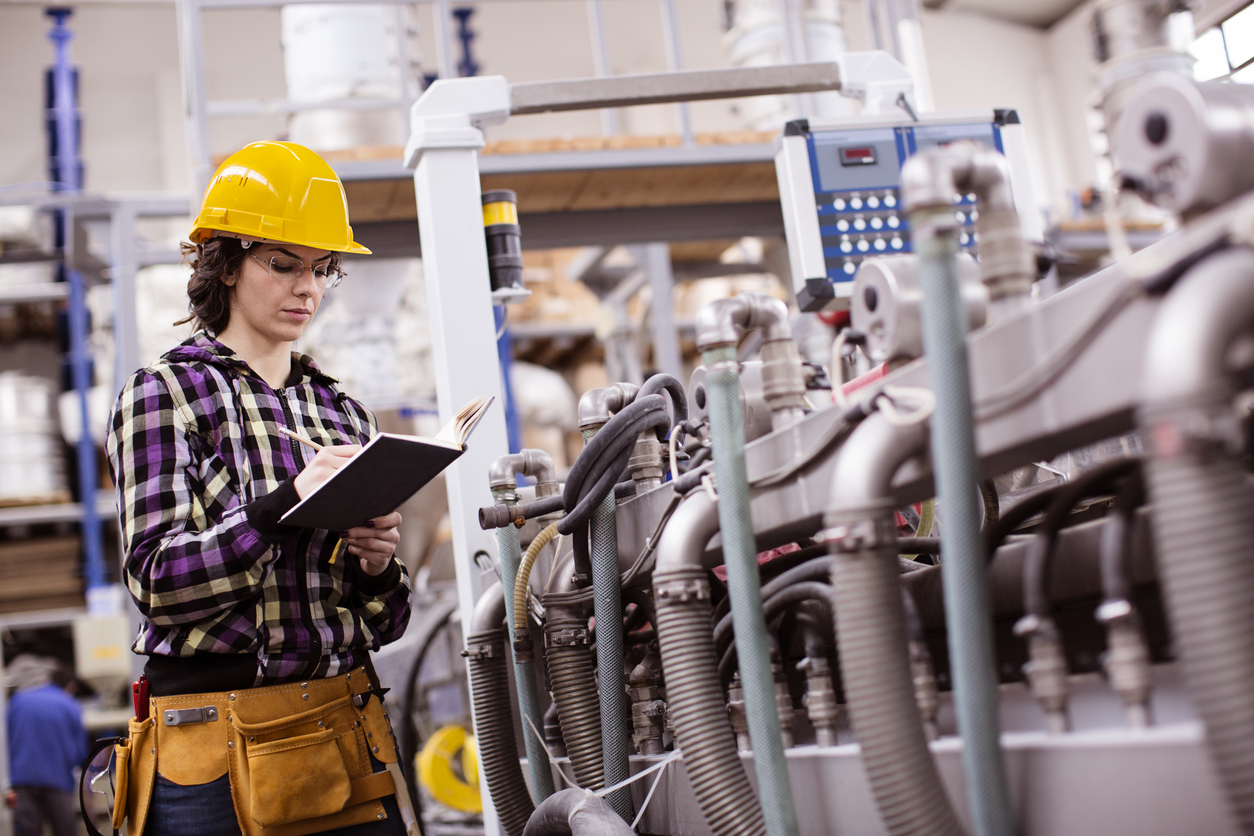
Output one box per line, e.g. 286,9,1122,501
176,237,249,335
175,238,342,335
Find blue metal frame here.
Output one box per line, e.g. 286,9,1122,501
47,8,105,591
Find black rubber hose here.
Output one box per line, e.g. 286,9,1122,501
719,581,833,684
712,546,829,624
467,628,535,836
672,461,713,495
398,598,459,831
1023,457,1140,620
639,372,689,438
679,446,711,474
561,395,670,532
521,788,635,836
1099,467,1145,603
713,557,832,657
621,586,657,634
983,483,1066,561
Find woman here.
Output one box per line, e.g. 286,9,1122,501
105,141,415,836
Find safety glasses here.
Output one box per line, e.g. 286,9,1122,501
249,253,345,289
79,736,124,836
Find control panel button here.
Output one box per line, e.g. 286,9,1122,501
854,218,867,231
837,219,850,232
843,261,856,274
867,196,880,209
870,217,883,230
840,240,853,253
873,238,887,251
856,239,870,252
834,198,847,210
884,194,897,208
850,197,864,210
891,236,903,249
887,215,900,229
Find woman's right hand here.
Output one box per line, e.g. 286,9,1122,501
293,445,361,499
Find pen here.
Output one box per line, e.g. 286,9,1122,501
278,426,324,452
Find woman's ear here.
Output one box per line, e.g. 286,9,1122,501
221,269,238,288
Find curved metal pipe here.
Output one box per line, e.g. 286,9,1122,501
653,490,766,836
468,581,536,836
521,788,635,836
1140,246,1254,832
489,448,562,493
826,412,965,836
577,383,639,430
694,292,793,348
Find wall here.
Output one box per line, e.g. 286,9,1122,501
0,0,1105,215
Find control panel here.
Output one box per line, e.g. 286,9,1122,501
775,110,1042,312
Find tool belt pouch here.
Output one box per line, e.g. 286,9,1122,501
226,668,392,836
118,716,156,834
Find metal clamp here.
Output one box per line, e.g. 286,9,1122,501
463,642,506,660
654,577,711,604
163,706,219,726
545,626,591,647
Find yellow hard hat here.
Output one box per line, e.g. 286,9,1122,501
189,141,371,255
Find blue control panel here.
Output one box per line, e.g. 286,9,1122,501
776,112,1028,312
809,121,1002,284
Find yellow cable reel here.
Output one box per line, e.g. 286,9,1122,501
417,724,482,813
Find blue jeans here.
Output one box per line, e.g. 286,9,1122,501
145,757,407,836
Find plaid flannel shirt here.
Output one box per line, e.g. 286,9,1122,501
106,333,412,684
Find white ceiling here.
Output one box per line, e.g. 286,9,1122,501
923,0,1090,29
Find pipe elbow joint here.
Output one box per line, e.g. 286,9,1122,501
488,452,528,492
577,383,639,429
471,580,508,634
695,292,793,352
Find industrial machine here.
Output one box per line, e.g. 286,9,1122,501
404,5,1254,833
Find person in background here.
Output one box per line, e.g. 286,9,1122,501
6,664,86,836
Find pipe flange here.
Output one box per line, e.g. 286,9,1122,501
545,626,591,648
654,577,711,604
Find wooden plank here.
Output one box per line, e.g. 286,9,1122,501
0,573,83,601
0,591,85,615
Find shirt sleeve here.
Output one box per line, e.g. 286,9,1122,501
350,556,413,647
106,370,285,627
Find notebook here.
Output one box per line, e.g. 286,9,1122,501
280,395,493,531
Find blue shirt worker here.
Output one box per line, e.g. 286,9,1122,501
6,667,87,836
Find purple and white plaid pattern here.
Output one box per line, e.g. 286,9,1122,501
106,334,411,684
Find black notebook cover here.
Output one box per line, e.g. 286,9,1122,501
279,434,463,531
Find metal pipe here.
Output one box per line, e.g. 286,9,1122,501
467,581,536,836
1140,246,1254,833
826,410,964,836
544,564,605,792
587,426,634,821
904,145,1016,836
696,293,800,836
653,490,766,836
521,788,635,836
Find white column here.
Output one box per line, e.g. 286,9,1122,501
406,76,512,836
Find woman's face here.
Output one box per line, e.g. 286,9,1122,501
220,242,333,348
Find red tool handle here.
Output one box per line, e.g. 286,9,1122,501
133,674,150,721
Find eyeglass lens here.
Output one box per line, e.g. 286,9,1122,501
258,254,342,286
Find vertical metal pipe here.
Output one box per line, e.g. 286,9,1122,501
640,243,683,381
495,519,555,803
702,344,799,836
585,0,621,134
433,0,456,80
913,218,1014,836
582,426,634,821
110,204,140,394
659,0,695,147
175,0,213,193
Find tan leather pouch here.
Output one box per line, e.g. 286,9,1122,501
245,728,352,826
152,694,231,786
124,715,157,836
226,668,392,836
111,740,130,831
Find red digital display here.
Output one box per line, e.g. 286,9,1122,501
839,146,876,166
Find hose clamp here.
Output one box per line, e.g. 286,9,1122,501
545,626,591,648
462,642,506,660
654,577,711,604
820,516,896,553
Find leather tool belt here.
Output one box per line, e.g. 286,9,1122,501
113,666,415,836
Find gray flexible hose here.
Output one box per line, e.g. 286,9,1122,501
497,523,556,803
654,565,766,836
702,343,799,836
916,224,1014,836
544,608,606,791
1140,247,1254,832
468,582,536,836
590,484,634,821
521,788,636,836
827,413,965,836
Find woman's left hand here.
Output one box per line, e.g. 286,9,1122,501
340,512,402,576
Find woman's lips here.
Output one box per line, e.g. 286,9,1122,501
283,308,311,320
